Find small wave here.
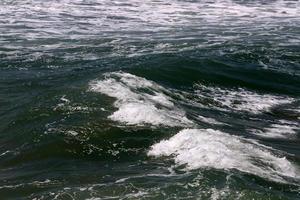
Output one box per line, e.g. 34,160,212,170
148,128,299,183
0,179,55,190
89,72,192,127
53,95,94,114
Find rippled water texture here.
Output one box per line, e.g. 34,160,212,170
0,0,300,199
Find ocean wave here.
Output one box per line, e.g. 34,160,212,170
148,128,299,183
250,120,299,139
89,72,192,127
195,84,294,114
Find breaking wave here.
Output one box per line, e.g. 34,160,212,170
195,84,294,114
89,72,192,126
148,128,299,183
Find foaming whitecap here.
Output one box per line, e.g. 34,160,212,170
197,115,225,125
250,120,299,139
89,72,192,126
195,84,294,114
148,128,299,183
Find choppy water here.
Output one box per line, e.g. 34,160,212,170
0,0,300,199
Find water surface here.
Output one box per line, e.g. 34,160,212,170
0,0,300,199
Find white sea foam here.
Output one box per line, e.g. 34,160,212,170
89,72,192,126
0,179,55,189
148,128,298,183
67,130,79,136
250,120,299,139
54,98,90,113
195,84,294,114
197,115,225,125
1,0,299,62
0,150,12,157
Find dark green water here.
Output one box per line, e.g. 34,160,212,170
0,0,300,199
